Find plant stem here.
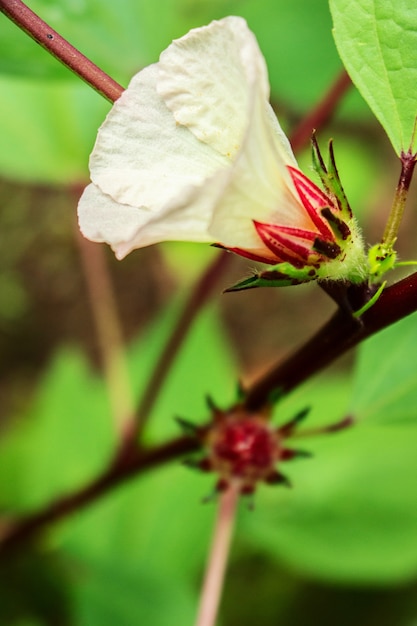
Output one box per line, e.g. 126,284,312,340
0,434,199,553
195,485,239,626
381,149,417,248
243,270,417,411
0,0,124,103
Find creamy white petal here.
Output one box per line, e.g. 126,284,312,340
158,16,269,158
79,16,310,258
78,183,153,258
265,104,299,167
208,84,309,249
90,64,228,210
78,179,223,259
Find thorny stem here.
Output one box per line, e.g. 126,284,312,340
0,0,124,103
381,149,417,248
2,271,417,551
194,485,239,626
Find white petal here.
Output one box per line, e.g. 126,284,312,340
81,16,307,258
208,92,309,250
78,180,223,259
158,16,270,158
78,183,152,258
90,64,228,211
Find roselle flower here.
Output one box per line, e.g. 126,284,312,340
78,16,368,288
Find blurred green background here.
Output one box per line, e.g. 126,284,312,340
1,0,417,625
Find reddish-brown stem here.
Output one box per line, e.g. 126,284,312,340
244,271,417,411
0,0,124,103
382,149,417,247
0,434,199,553
290,70,352,153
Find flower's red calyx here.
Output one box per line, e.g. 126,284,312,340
226,139,369,293
180,403,356,497
184,405,313,496
287,166,334,240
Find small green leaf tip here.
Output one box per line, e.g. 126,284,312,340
175,416,199,435
224,263,317,292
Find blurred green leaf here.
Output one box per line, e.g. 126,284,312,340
128,300,237,441
243,343,417,587
243,421,417,584
0,349,114,511
243,0,341,112
350,313,417,424
330,0,417,154
0,298,236,507
0,76,109,183
62,466,213,625
71,555,196,626
1,0,341,103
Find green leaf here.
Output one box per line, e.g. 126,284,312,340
0,349,115,511
0,75,109,184
330,0,417,154
349,313,417,424
0,0,341,108
63,465,214,626
128,300,237,441
242,399,417,583
71,555,196,626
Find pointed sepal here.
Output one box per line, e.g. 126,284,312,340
175,416,200,435
224,262,317,292
311,135,352,219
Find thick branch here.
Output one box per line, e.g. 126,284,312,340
244,271,417,411
0,435,199,553
0,0,124,102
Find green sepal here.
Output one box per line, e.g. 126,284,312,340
311,135,352,219
175,416,199,435
224,262,317,292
